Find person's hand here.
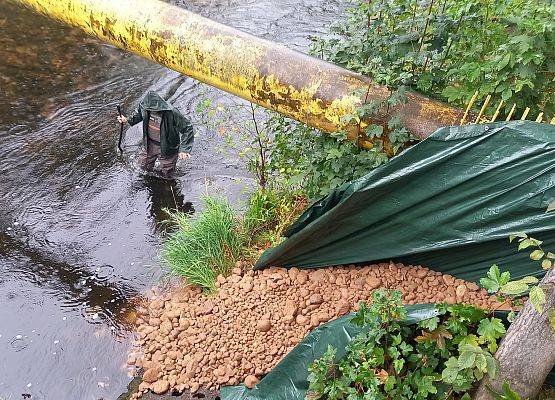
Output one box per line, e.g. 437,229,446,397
178,152,190,160
117,115,128,124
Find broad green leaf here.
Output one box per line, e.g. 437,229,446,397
518,276,539,284
391,333,402,346
530,250,545,260
547,252,555,259
478,318,506,341
388,345,400,359
474,368,485,381
458,334,479,348
399,341,413,355
393,358,404,374
500,281,528,295
488,264,502,280
365,125,384,137
475,353,487,372
509,232,527,243
529,286,546,313
501,381,521,400
458,351,476,369
418,316,439,331
501,88,513,102
507,310,516,323
441,363,460,382
448,304,487,323
417,375,438,396
500,271,511,286
498,53,511,69
518,239,536,251
500,278,535,295
485,355,499,378
481,265,510,293
487,340,499,354
480,277,499,293
384,375,396,392
518,238,543,251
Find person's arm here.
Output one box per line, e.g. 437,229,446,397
117,107,143,126
178,117,194,159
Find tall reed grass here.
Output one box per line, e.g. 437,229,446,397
162,196,244,291
162,191,306,290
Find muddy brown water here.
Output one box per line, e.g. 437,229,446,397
0,0,347,399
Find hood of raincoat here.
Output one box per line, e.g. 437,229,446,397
139,90,173,112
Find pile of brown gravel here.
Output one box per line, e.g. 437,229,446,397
128,262,503,398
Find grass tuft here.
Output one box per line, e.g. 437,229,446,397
162,190,307,291
162,196,244,291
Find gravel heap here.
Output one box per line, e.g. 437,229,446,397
129,262,502,398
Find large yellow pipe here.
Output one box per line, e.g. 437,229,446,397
11,0,466,150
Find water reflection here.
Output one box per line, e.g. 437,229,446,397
0,231,139,332
0,1,116,127
140,175,195,233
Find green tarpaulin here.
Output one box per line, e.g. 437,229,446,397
221,121,555,400
255,121,555,284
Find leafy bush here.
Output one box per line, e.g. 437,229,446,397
197,0,554,203
307,290,505,400
267,0,554,200
312,0,555,117
267,113,391,199
162,196,245,291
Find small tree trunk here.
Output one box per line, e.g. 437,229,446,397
474,267,555,399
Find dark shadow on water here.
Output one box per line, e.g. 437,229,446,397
0,232,139,332
140,175,195,233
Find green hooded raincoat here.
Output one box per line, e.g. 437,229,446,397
127,91,194,157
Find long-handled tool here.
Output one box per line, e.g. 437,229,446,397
117,105,124,153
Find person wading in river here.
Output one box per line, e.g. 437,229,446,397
117,91,194,177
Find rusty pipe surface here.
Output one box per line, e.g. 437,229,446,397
11,0,465,148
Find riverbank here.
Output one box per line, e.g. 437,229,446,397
128,261,505,398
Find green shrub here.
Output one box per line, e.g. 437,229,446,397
312,0,554,117
267,113,390,199
243,189,281,235
307,289,505,400
162,196,245,291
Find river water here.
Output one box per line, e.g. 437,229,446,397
0,0,345,398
